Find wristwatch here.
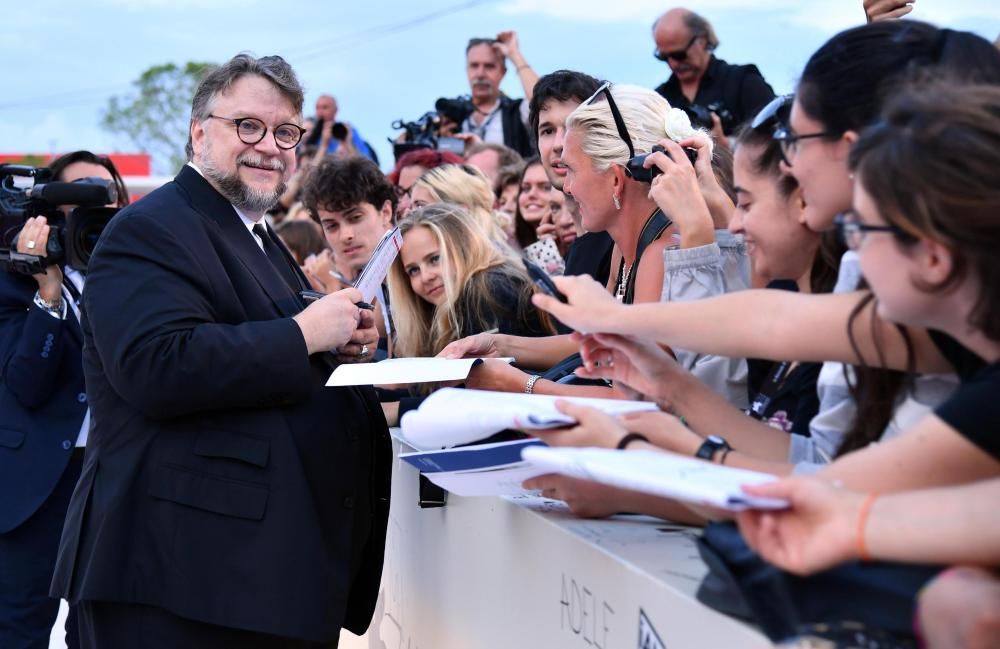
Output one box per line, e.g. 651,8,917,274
695,435,731,462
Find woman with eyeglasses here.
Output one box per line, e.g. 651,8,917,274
385,149,464,219
518,24,1000,519
533,78,1000,490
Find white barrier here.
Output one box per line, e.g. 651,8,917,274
340,435,768,649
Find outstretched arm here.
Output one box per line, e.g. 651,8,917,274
535,277,952,374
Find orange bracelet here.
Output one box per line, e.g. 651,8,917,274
856,493,877,562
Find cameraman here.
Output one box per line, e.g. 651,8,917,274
0,151,127,649
652,8,775,139
458,31,539,158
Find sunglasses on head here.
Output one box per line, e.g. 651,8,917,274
750,94,794,133
653,35,699,63
583,82,688,184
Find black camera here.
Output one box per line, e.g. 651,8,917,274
433,96,474,125
304,119,349,147
390,108,466,161
0,164,118,275
625,144,699,183
683,101,737,134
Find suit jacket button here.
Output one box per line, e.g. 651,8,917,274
46,334,54,342
62,440,72,450
343,495,355,509
41,352,49,359
77,392,87,403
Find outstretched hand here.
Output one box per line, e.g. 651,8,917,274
530,274,621,334
735,477,863,575
575,333,682,406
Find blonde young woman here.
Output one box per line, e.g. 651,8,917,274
387,202,553,360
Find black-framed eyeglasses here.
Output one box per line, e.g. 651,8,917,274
207,115,306,150
653,35,699,62
751,94,793,133
834,210,914,250
394,184,413,200
772,124,839,165
583,81,636,159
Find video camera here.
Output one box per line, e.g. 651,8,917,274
390,95,476,161
0,164,118,275
684,101,737,134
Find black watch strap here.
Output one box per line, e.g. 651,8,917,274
695,435,731,461
616,432,649,450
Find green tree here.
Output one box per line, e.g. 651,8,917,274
101,61,215,174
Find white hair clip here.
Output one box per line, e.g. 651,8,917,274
664,107,694,141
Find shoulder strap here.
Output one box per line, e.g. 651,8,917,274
622,209,672,304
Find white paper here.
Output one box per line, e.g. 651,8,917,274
521,447,789,511
400,388,660,450
420,463,549,497
354,227,403,303
326,357,515,387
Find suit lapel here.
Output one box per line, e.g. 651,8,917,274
174,166,303,319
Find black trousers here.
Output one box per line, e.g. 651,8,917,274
0,449,83,649
78,601,340,649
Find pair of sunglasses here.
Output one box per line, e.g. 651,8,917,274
583,82,695,184
653,35,699,62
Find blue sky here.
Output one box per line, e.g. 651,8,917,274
2,0,998,173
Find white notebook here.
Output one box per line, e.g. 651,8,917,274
521,446,789,511
400,388,659,450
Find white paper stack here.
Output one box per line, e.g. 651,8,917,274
399,388,660,450
326,357,514,387
521,446,789,511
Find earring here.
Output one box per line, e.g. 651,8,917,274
612,194,621,210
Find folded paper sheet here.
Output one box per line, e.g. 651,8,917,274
400,388,659,450
326,357,514,387
521,447,789,511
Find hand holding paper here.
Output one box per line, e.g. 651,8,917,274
521,446,788,512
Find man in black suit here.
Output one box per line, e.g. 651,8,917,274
50,54,391,649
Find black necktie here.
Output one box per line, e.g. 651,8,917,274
252,223,301,291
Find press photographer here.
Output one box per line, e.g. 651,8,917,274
652,8,775,138
457,31,539,158
0,151,127,649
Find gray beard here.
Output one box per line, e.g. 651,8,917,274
199,154,287,215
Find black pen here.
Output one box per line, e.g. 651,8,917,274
300,290,374,311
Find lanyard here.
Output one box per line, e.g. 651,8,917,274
746,360,793,420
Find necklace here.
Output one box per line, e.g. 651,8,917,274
616,261,633,302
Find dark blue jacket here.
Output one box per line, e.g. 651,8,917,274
50,166,391,643
0,270,87,534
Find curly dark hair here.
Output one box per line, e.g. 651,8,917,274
301,156,397,217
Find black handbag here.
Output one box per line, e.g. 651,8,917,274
695,522,942,648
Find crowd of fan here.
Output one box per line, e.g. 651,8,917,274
272,5,1000,648
6,1,1000,647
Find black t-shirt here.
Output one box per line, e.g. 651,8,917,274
929,330,999,460
564,231,614,288
654,56,776,136
745,281,821,436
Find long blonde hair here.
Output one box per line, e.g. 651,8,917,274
388,202,550,358
412,164,510,244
